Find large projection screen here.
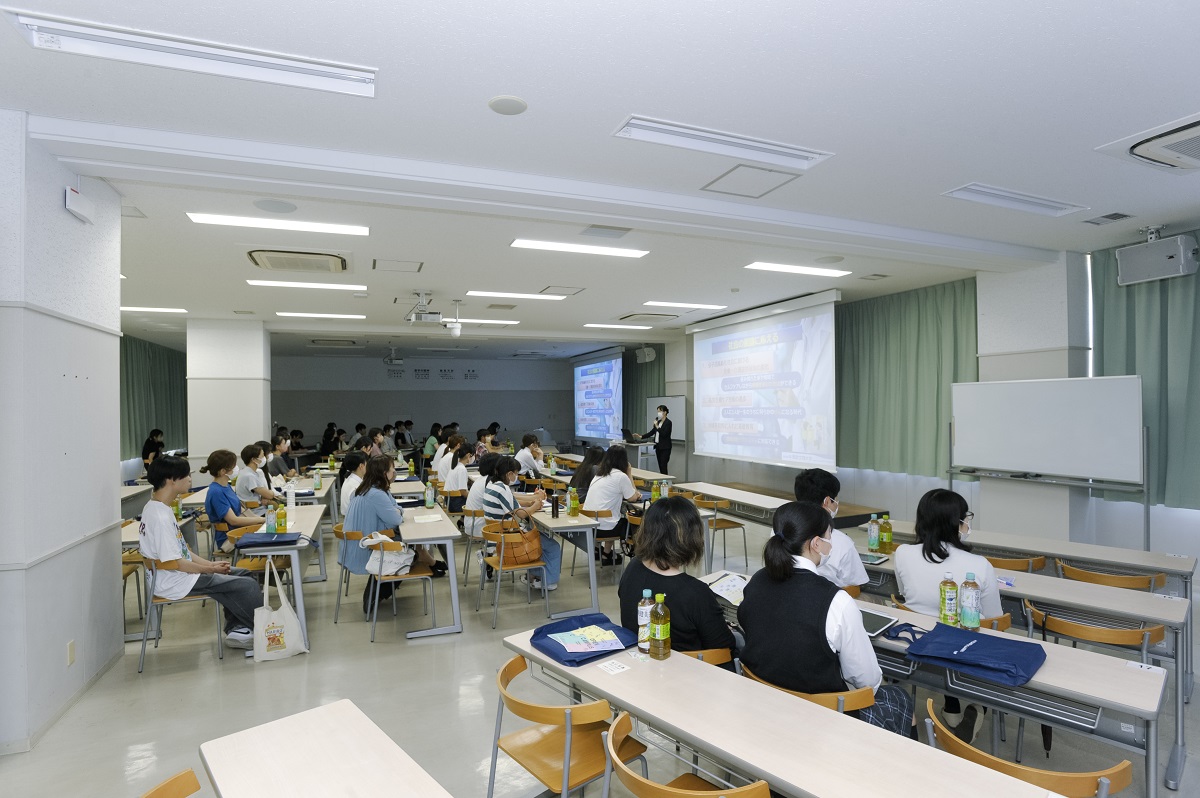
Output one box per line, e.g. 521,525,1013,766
574,355,624,439
692,297,836,469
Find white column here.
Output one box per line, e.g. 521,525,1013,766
0,110,124,753
974,254,1091,541
186,319,272,468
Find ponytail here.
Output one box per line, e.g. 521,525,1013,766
763,501,832,582
451,442,473,470
763,537,796,581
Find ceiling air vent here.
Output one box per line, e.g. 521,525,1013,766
511,351,549,359
619,313,677,324
858,274,888,281
1083,213,1134,226
232,310,256,314
942,183,1088,217
309,339,361,348
581,225,632,239
614,116,833,171
488,303,517,310
1131,121,1200,170
248,250,348,273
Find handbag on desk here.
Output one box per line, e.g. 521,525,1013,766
898,622,1046,687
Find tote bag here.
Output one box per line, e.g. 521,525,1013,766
253,559,309,662
901,622,1046,687
359,531,416,575
531,612,637,666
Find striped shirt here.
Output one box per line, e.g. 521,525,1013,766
482,479,518,520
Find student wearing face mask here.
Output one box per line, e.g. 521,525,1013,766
632,404,673,474
234,443,275,516
200,449,267,553
483,455,558,591
792,468,867,588
738,501,914,737
266,435,298,479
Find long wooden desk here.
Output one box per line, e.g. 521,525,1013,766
200,699,452,797
502,631,1063,798
677,481,789,524
529,511,602,619
390,476,428,497
555,452,675,484
119,484,151,519
395,504,463,638
236,503,326,649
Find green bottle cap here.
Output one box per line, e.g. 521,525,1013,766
654,593,666,603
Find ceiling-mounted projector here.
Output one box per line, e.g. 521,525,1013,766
407,310,443,323
383,346,403,366
1116,227,1199,286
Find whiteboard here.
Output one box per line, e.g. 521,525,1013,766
646,396,686,442
951,376,1143,484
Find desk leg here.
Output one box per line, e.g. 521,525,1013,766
289,549,309,650
1183,575,1194,702
550,527,600,620
407,536,463,638
703,527,713,575
1165,627,1187,791
303,536,327,583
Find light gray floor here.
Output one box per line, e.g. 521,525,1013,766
3,521,1198,797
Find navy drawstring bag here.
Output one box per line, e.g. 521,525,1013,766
893,622,1047,687
530,612,637,667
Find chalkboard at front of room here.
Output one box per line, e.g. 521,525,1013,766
951,376,1143,484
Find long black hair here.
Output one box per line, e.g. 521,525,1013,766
762,501,832,581
338,451,368,484
914,489,972,563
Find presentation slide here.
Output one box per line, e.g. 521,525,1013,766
693,301,836,469
574,357,624,439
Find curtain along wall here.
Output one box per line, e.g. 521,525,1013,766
1091,230,1200,509
120,335,188,460
836,278,978,479
623,344,666,435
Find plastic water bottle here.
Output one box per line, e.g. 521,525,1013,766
265,505,277,535
939,571,959,626
568,487,580,517
424,482,436,509
328,454,335,470
637,589,654,652
959,572,981,630
648,593,671,660
880,513,893,554
867,514,880,553
313,470,322,490
651,481,661,502
285,481,297,529
548,455,557,475
408,459,416,477
173,497,183,520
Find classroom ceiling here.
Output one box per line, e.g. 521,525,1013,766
4,1,1200,356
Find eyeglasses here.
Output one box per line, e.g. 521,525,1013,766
962,512,975,522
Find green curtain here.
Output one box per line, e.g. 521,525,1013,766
623,344,666,434
120,335,188,460
836,278,977,477
1091,230,1200,508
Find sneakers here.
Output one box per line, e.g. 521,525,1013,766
951,704,985,744
601,551,624,566
224,626,254,650
941,705,965,728
429,561,448,578
519,574,558,591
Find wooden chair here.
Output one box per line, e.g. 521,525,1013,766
1022,599,1165,661
138,558,225,673
121,546,144,621
361,538,434,642
571,509,614,575
985,554,1047,573
693,498,747,569
842,584,861,599
476,521,551,629
220,522,293,599
621,511,643,558
486,655,647,798
679,648,733,667
602,711,769,798
461,508,488,581
332,525,362,623
140,768,202,798
741,664,874,713
924,699,1132,797
1056,559,1166,592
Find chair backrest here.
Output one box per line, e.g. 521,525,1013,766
982,612,1012,632
605,712,770,798
985,554,1047,573
120,457,145,483
679,648,732,666
332,523,344,538
1056,559,1166,591
924,699,1131,797
222,522,264,543
496,655,611,725
668,489,695,500
140,768,202,798
890,594,911,612
580,509,613,520
1024,600,1165,647
625,512,643,527
741,664,874,712
141,557,181,572
339,528,364,542
463,508,486,518
482,518,520,534
841,584,861,599
693,498,731,511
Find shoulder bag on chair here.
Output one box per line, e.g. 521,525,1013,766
359,531,415,575
253,559,309,662
495,515,541,565
897,622,1046,687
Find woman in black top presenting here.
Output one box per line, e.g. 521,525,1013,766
634,404,672,473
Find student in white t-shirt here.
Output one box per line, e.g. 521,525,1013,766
338,451,369,516
583,445,641,564
514,434,543,478
138,455,262,650
234,443,275,516
442,443,474,512
792,468,868,588
434,434,465,479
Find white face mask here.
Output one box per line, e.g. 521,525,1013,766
257,456,267,468
817,536,832,568
267,453,274,462
827,499,838,519
961,521,971,540
656,412,663,421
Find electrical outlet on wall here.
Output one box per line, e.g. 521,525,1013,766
67,640,75,666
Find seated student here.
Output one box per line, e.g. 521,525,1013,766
234,443,275,516
793,468,868,588
275,425,290,443
442,443,474,512
582,445,641,564
334,428,349,451
429,430,452,479
423,423,443,459
436,434,466,478
141,429,165,468
893,488,1001,741
474,428,493,461
483,455,559,591
486,421,508,451
341,456,446,610
338,451,368,515
318,423,339,457
289,429,309,453
265,435,298,479
514,434,543,478
201,449,268,553
401,419,418,446
343,423,362,448
567,446,606,500
380,424,398,456
138,455,262,650
618,496,736,659
738,501,914,736
366,427,385,458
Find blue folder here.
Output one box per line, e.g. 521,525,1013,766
236,532,301,547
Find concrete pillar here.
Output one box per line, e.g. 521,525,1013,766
186,319,272,466
0,109,123,753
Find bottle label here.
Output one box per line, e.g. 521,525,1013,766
960,588,981,628
649,622,670,640
637,606,651,625
940,587,958,623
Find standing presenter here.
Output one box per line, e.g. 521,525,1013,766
634,404,673,474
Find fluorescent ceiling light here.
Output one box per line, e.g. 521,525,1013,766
644,300,727,310
247,279,367,291
120,306,187,313
942,183,1088,217
614,115,833,171
187,213,369,235
276,312,366,319
10,12,376,97
745,262,852,277
584,323,653,330
466,291,566,301
456,318,520,325
511,239,648,258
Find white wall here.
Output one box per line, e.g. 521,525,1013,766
187,320,272,461
0,113,123,754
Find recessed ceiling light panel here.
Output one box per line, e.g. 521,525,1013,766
246,279,367,291
275,312,366,319
120,306,187,313
488,95,528,115
745,262,851,277
941,183,1088,217
456,318,520,325
188,213,368,235
644,301,727,310
615,115,833,170
466,291,566,301
511,239,648,258
583,323,653,330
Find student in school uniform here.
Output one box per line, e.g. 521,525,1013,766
338,451,368,515
399,420,417,447
442,443,474,512
567,446,605,500
618,496,736,660
513,434,543,478
793,468,868,589
200,449,267,553
738,501,915,737
234,443,275,516
265,435,298,479
582,445,641,564
893,488,1001,741
482,455,557,590
633,404,673,474
435,434,466,479
138,455,262,650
